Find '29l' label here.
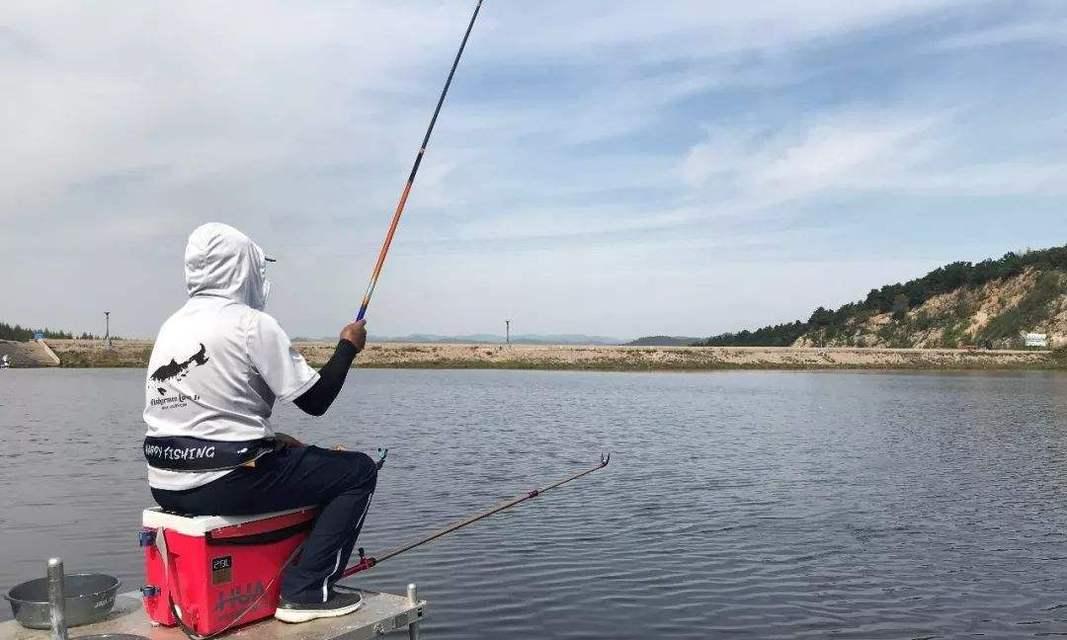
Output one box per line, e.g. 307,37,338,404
211,556,233,585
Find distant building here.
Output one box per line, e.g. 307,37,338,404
1022,332,1048,348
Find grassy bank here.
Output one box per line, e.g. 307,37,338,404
40,339,1067,371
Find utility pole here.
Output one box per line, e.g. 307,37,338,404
104,311,111,348
505,320,511,345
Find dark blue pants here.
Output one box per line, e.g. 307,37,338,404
152,446,378,604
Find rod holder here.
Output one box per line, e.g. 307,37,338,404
47,558,68,640
407,583,420,640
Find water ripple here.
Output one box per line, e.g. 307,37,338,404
3,369,1067,638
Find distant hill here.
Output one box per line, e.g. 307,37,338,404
695,245,1067,350
625,336,701,347
369,333,623,346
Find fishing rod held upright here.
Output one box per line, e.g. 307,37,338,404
341,453,611,578
355,0,484,321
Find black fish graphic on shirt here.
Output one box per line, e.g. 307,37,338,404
150,343,209,382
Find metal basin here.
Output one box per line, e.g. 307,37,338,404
5,573,119,629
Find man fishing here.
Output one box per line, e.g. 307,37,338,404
143,222,375,623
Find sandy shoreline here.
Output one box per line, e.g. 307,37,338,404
38,339,1066,371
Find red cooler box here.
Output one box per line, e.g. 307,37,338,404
141,506,317,635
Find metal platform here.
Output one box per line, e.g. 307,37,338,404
0,589,426,640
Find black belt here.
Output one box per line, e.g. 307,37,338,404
144,435,275,472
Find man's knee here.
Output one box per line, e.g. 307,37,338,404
303,446,377,491
344,451,378,492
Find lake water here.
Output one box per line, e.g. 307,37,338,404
2,368,1067,639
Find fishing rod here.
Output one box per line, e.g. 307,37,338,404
355,0,484,322
342,453,611,578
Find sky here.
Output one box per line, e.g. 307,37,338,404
2,1,1065,340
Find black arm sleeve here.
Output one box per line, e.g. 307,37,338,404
294,340,358,416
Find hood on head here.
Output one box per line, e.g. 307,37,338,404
184,223,271,309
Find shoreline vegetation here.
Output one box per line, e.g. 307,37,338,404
35,339,1067,371
8,246,1065,371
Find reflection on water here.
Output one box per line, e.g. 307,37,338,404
2,368,1067,638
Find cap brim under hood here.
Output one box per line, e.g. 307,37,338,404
184,223,270,310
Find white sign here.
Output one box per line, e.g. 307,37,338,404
1024,333,1048,347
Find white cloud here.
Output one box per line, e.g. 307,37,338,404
678,109,944,220
751,116,937,194
456,205,701,242
861,162,1067,196
494,0,971,62
930,21,1067,51
678,105,1067,223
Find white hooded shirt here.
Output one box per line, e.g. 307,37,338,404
143,223,319,490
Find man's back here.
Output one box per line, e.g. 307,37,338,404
146,297,278,439
143,223,317,490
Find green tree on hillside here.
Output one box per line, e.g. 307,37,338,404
695,244,1067,347
891,294,910,320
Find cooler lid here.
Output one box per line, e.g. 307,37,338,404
142,506,317,537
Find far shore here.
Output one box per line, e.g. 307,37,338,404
31,339,1067,371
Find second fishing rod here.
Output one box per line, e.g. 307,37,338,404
342,454,611,578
